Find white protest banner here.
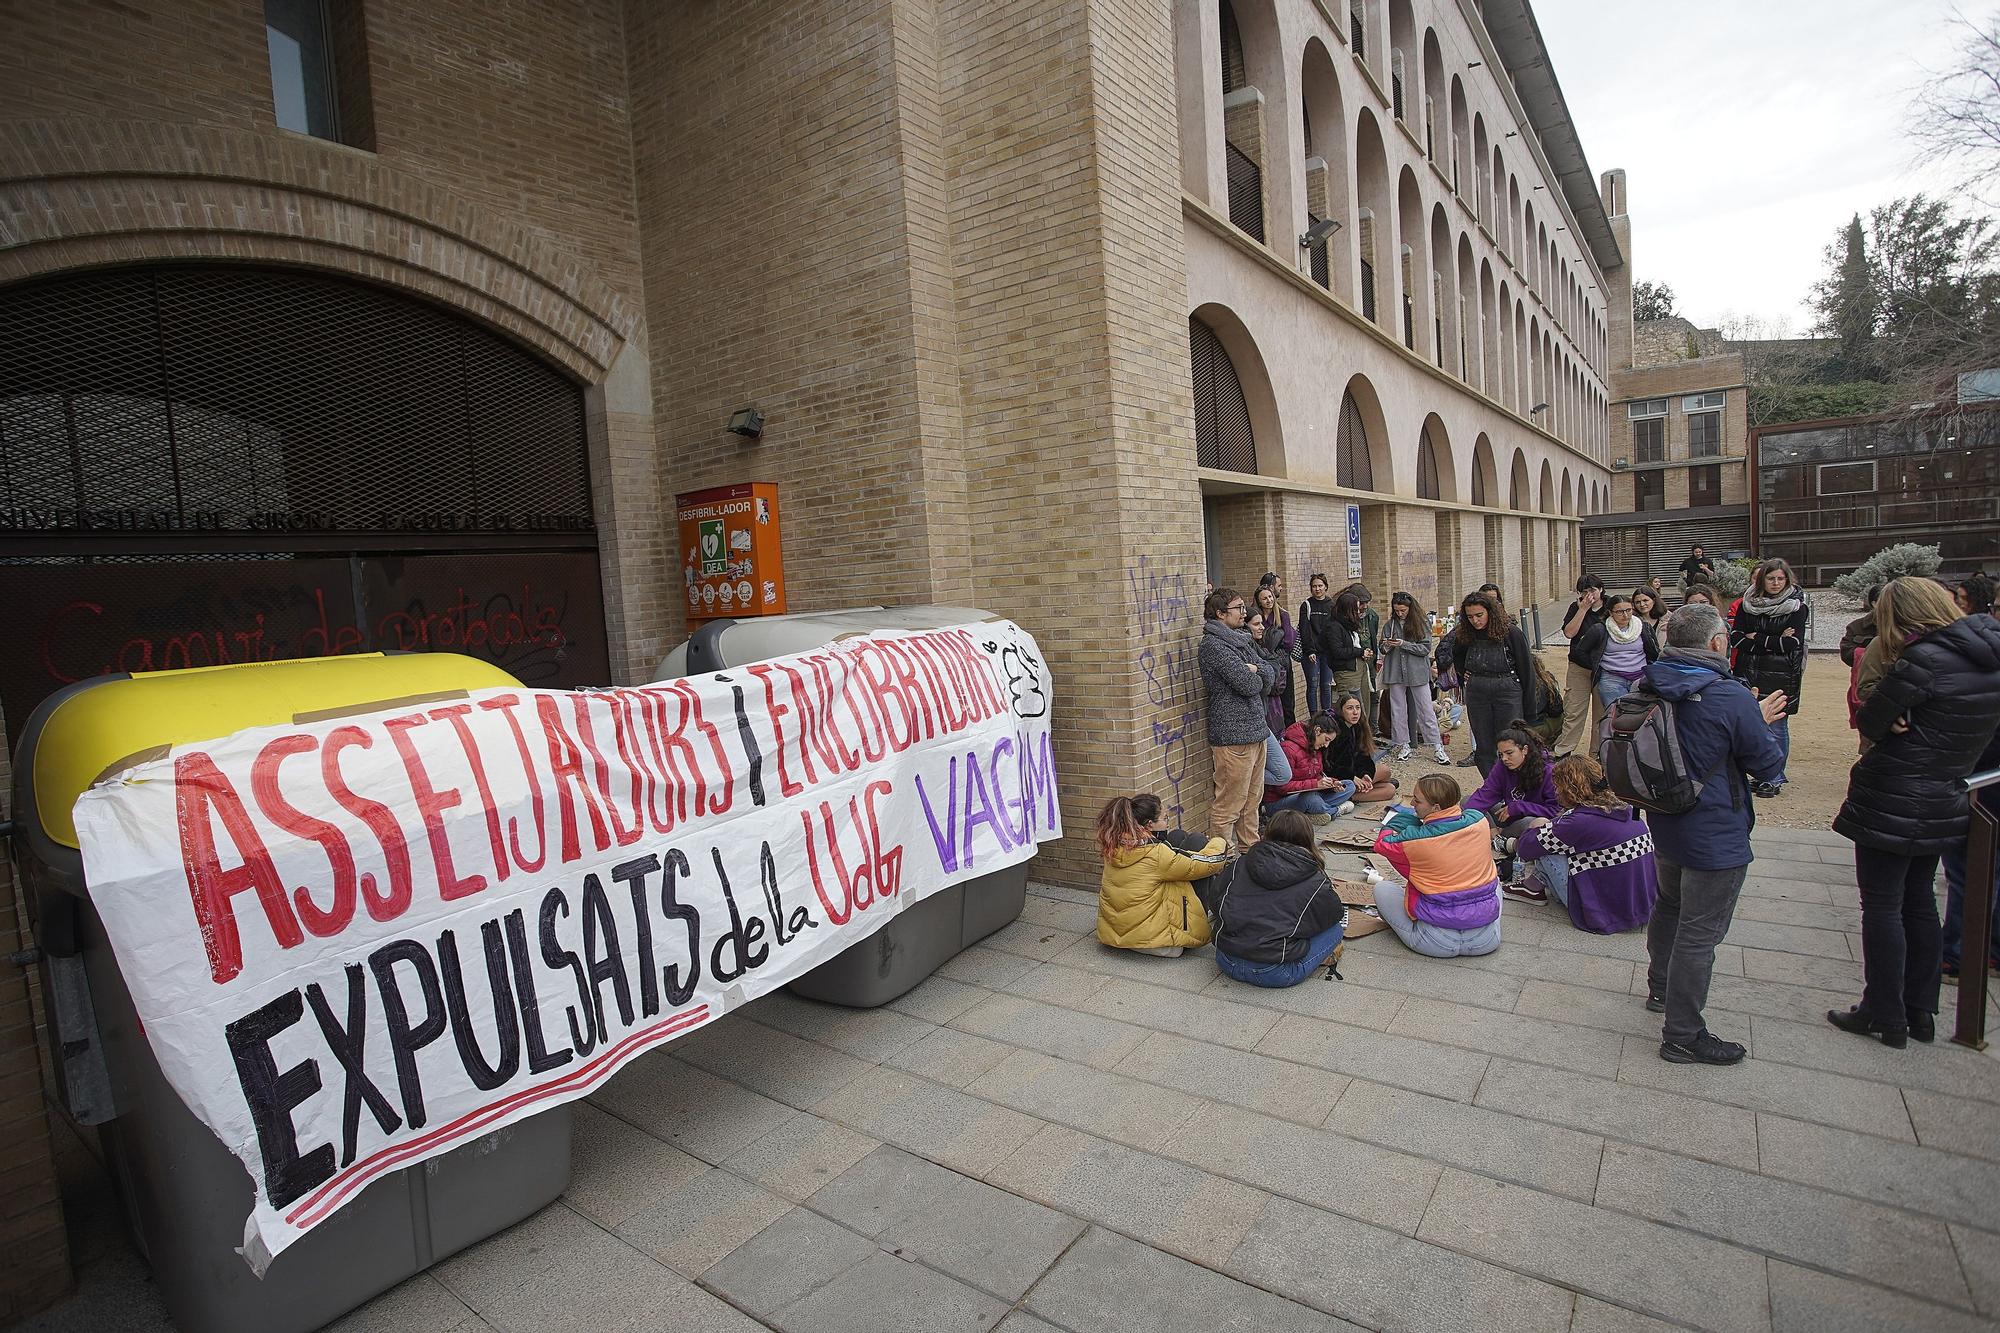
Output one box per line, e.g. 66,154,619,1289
72,620,1059,1271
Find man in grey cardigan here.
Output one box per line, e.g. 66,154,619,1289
1201,587,1278,850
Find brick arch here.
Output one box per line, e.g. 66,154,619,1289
0,119,637,381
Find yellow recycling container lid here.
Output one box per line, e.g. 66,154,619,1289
29,653,521,850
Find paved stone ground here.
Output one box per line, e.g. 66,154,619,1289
23,826,2000,1333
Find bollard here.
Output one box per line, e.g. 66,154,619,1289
1952,767,2000,1050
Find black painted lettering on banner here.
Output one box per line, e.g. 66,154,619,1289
226,989,335,1208
437,921,522,1091
369,939,448,1129
304,962,402,1166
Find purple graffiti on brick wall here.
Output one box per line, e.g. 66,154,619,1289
1127,554,1200,826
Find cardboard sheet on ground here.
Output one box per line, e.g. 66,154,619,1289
71,620,1060,1271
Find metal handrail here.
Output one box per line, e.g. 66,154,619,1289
1953,766,2000,1049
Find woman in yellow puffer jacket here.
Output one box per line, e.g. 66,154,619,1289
1095,793,1232,957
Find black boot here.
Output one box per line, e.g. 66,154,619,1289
1907,1009,1936,1044
1827,1006,1908,1049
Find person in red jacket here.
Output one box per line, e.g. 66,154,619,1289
1263,714,1357,823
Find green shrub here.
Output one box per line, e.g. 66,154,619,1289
1708,558,1754,598
1834,543,1943,601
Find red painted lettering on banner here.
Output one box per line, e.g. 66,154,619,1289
249,733,359,938
802,780,903,925
178,750,303,984
534,695,613,862
322,726,416,922
475,694,550,873
383,714,487,903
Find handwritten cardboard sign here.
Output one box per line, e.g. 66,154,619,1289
73,621,1058,1270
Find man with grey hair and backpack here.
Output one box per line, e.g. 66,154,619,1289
1631,601,1786,1065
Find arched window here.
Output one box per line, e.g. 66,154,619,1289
1190,316,1256,472
1417,423,1442,499
1337,389,1374,490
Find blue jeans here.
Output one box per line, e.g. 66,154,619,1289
1527,855,1570,906
1216,921,1345,987
1263,732,1289,786
1942,801,2000,970
1267,786,1354,816
1594,675,1633,713
1768,715,1791,785
1303,657,1336,717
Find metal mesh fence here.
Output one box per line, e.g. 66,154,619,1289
0,265,593,541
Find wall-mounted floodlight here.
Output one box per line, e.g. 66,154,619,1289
727,407,765,439
1299,218,1343,250
1530,402,1551,415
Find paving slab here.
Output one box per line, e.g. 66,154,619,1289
1755,1112,2000,1233
968,1047,1206,1147
1017,893,1099,934
813,1065,1048,1178
745,990,935,1062
1949,1223,2000,1316
1515,977,1698,1041
1459,938,1640,994
612,1165,792,1278
1474,1058,1760,1171
1748,1015,2000,1104
1738,947,1867,991
1566,1297,1683,1332
1045,936,1218,991
589,1053,797,1164
1389,995,1625,1077
433,1203,760,1333
670,1011,874,1107
719,1110,881,1202
1078,975,1282,1050
1735,895,1862,933
1112,1029,1349,1124
885,973,990,1024
1200,968,1410,1030
949,992,1150,1069
698,1206,880,1318
996,960,1114,1008
980,919,1090,962
1767,1259,1999,1333
323,1275,489,1333
1700,972,1865,1026
1325,1078,1604,1200
806,1145,1085,1301
1905,1086,2000,1164
1024,1226,1348,1333
1257,1011,1489,1101
1324,944,1531,1010
1166,1100,1442,1234
886,1025,1022,1088
1224,1194,1578,1333
938,942,1045,989
1721,918,1855,959
766,1248,1010,1333
1594,1142,1969,1307
986,1124,1271,1268
1415,1170,1771,1332
1614,1034,1917,1140
565,1100,710,1229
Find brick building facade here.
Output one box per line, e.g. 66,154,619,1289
0,1,1617,1311
1586,168,1754,590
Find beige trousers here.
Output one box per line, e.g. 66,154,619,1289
1556,659,1598,755
1208,742,1265,850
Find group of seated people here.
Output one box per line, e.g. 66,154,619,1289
1094,732,1660,989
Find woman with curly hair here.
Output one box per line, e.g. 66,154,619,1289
1731,556,1807,798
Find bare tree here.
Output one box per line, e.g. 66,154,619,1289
1910,9,2000,209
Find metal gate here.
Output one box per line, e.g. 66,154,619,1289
0,264,609,744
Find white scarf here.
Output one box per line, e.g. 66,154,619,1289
1606,616,1643,645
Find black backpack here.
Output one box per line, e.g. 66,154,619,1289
1598,680,1716,815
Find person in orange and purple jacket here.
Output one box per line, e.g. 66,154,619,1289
1371,773,1502,958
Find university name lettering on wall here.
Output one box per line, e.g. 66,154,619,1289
72,621,1058,1271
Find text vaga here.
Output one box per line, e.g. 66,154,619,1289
913,729,1058,873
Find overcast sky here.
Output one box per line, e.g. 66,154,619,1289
1534,0,1976,333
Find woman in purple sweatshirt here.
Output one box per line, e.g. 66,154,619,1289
1462,721,1560,826
1516,755,1659,934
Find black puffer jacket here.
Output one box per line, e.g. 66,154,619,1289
1731,598,1808,717
1834,616,2000,854
1213,839,1345,964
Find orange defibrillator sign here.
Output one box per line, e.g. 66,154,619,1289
676,482,787,622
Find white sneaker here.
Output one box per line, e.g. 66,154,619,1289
1135,945,1184,957
1434,744,1452,764
1335,801,1356,817
1394,745,1413,761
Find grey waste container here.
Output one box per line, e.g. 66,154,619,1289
656,605,1032,1007
10,654,572,1333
